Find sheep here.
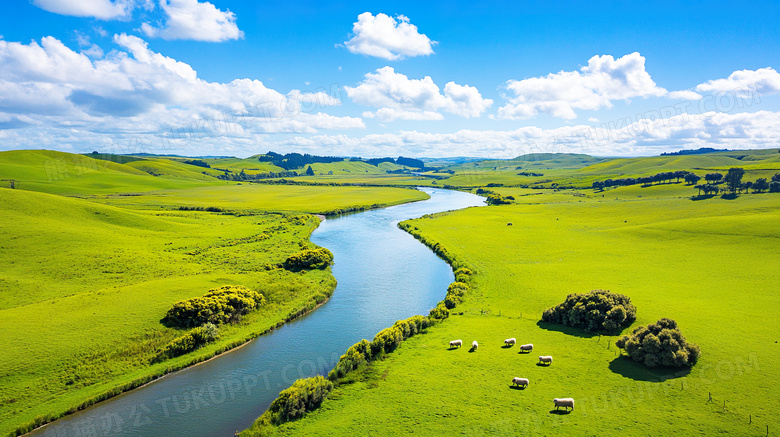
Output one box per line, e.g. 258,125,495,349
449,339,463,348
519,343,533,352
472,340,479,350
538,355,553,365
504,338,516,346
553,398,575,411
512,377,529,388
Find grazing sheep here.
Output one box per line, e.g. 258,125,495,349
512,377,529,388
538,355,553,365
472,340,479,350
504,338,516,346
553,398,575,411
449,339,463,348
520,343,533,352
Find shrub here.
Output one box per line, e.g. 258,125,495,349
444,281,469,309
429,302,450,320
541,289,637,333
164,285,266,328
616,318,701,368
454,267,473,283
329,315,430,380
267,376,333,424
157,323,219,360
485,194,512,205
283,248,334,270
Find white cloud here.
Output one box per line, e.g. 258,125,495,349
344,12,435,60
266,110,780,159
142,0,243,42
345,67,492,121
696,67,780,98
32,0,134,20
499,53,670,120
0,35,363,145
667,90,703,100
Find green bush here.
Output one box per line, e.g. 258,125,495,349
541,289,637,333
429,302,450,320
164,285,266,328
267,376,333,424
157,323,219,360
283,247,334,270
485,194,512,205
329,315,431,380
616,318,701,368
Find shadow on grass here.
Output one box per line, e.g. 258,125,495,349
447,346,461,351
517,350,532,354
509,385,527,390
549,409,572,415
536,362,552,367
468,346,478,353
690,194,715,201
501,344,514,349
721,193,738,200
608,356,690,382
536,321,598,339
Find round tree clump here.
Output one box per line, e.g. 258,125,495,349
541,289,637,333
283,248,334,270
616,318,701,368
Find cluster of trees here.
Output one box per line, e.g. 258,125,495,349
266,376,333,424
154,323,219,361
217,169,299,181
695,169,778,195
328,315,431,380
258,152,344,170
182,159,211,168
163,285,266,328
283,248,334,270
475,188,514,205
660,147,730,156
444,281,469,309
592,170,694,190
517,171,544,177
541,289,637,334
616,318,701,368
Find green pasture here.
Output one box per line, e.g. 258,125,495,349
257,181,779,436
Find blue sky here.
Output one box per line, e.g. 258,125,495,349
1,0,779,158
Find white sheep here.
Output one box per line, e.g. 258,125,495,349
449,339,463,348
553,398,575,411
504,338,516,346
538,355,553,365
472,340,479,350
512,377,529,388
520,343,533,352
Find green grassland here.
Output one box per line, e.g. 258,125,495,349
250,178,779,435
0,150,428,436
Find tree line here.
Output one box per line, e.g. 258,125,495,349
591,168,780,195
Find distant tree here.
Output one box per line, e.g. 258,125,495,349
694,184,703,196
743,181,753,193
724,168,745,193
684,173,701,185
673,170,688,182
592,181,605,191
305,165,315,176
542,289,637,334
705,173,723,183
769,181,780,193
772,173,780,183
752,178,769,193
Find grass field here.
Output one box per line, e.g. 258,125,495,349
0,150,428,436
248,180,779,436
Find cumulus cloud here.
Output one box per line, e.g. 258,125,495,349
344,12,435,60
141,0,243,42
499,53,675,120
667,90,703,100
32,0,134,20
0,35,363,144
695,67,780,98
345,67,492,121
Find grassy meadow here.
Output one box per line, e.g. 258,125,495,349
246,155,779,436
0,150,427,436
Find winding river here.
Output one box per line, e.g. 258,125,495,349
31,187,484,437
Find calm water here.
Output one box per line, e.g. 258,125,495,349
32,187,484,437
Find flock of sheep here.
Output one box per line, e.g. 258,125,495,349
448,337,575,412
